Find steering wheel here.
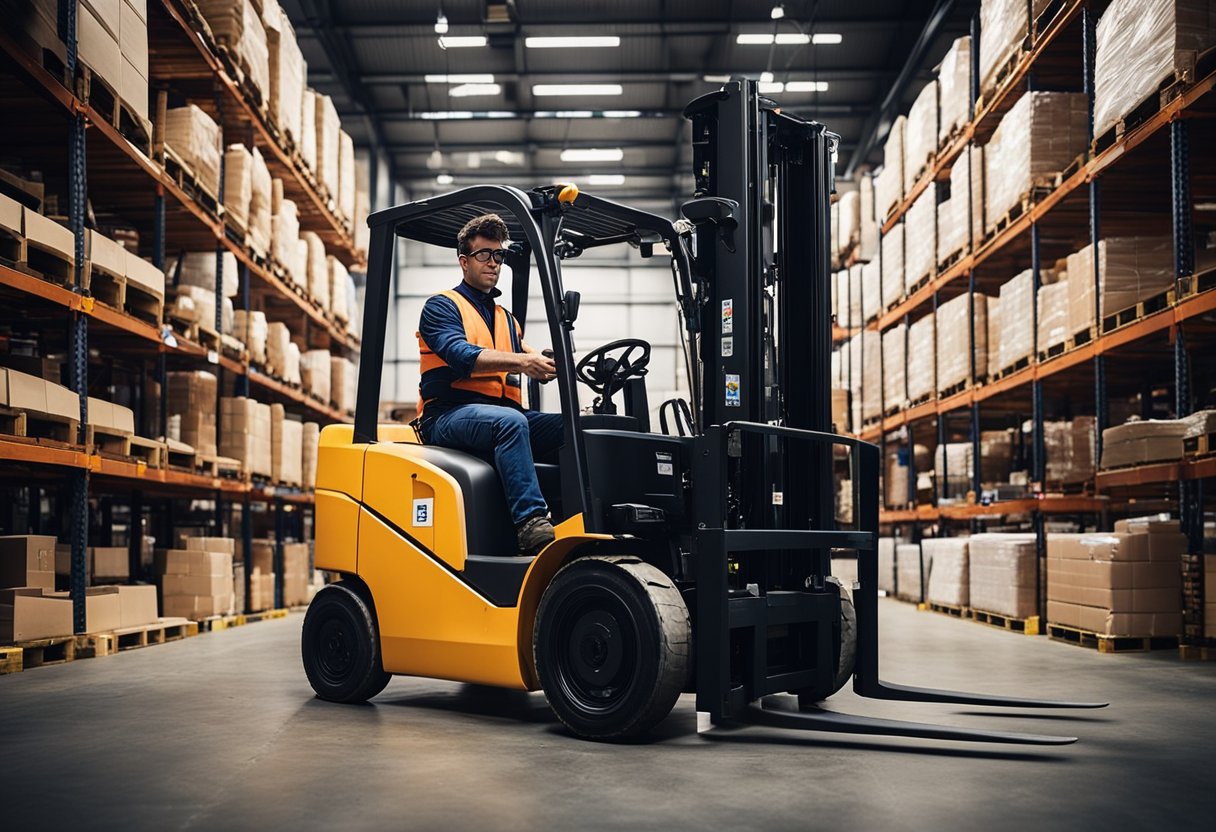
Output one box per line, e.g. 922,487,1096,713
575,338,652,397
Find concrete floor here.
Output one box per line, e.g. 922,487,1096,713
2,599,1215,831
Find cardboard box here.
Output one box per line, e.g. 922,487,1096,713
181,536,236,555
167,371,217,455
78,0,122,87
91,546,129,581
1047,600,1181,637
969,533,1038,618
125,251,165,297
118,584,158,628
119,0,147,78
0,368,47,413
164,105,221,198
43,379,80,422
0,190,22,237
162,574,234,597
157,548,233,577
52,585,124,634
0,535,57,590
1100,419,1187,469
1046,529,1186,563
0,587,73,642
1047,581,1179,612
22,208,74,259
1047,554,1181,589
923,537,969,607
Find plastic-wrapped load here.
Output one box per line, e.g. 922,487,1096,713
938,146,976,265
847,334,863,430
264,2,306,147
997,269,1034,372
248,147,272,259
934,442,973,500
969,533,1038,618
197,1,269,102
163,105,221,198
165,251,237,298
978,0,1052,94
301,232,329,309
271,179,302,282
283,341,302,386
881,221,905,311
886,447,909,507
903,184,937,293
861,259,882,323
983,92,1088,235
938,36,971,146
904,80,939,192
303,421,320,489
848,264,862,329
924,537,969,607
301,86,317,172
339,130,356,224
300,349,332,404
935,292,988,392
831,388,849,433
875,115,905,222
266,322,291,378
906,313,936,402
860,329,882,425
859,172,879,261
1100,419,1188,469
314,92,341,200
895,543,923,602
1037,279,1070,351
222,145,252,231
270,404,304,487
836,191,860,259
834,269,850,327
234,309,267,364
331,356,357,414
1093,0,1216,140
1066,237,1174,335
1045,416,1097,483
882,323,907,409
330,257,353,324
878,537,897,594
829,199,840,268
986,295,1001,373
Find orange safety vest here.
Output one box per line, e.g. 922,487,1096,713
417,289,524,416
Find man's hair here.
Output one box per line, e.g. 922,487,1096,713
456,213,509,255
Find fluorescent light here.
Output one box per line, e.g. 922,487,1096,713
560,147,624,162
812,33,843,44
535,110,594,118
434,13,448,35
736,33,810,45
785,81,829,92
449,83,501,97
533,84,623,96
438,35,486,48
771,4,785,19
759,82,784,93
587,174,625,185
760,71,774,83
436,174,454,185
703,74,731,83
525,36,620,48
602,110,642,118
418,111,474,119
425,74,494,83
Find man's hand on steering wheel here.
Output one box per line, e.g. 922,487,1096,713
575,338,652,396
519,351,557,382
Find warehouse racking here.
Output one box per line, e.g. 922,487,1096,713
835,0,1215,642
0,2,364,631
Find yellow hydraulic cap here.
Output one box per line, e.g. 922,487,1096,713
557,183,579,203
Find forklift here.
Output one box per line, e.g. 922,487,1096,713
301,81,1104,742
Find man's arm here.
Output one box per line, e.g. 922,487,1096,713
474,348,555,381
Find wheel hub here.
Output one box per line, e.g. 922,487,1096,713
569,610,623,686
318,617,354,681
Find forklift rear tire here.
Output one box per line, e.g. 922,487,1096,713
302,582,391,704
534,556,690,741
795,581,856,708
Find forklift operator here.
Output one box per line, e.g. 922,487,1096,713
415,213,563,555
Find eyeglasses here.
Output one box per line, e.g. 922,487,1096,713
463,248,507,264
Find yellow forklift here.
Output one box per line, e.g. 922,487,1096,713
301,81,1104,742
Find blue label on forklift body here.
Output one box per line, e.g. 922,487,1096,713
725,373,740,406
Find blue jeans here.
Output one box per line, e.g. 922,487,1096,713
426,404,564,525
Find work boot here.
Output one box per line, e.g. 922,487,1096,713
517,515,555,554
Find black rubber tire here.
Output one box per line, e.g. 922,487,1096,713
796,580,857,708
533,556,690,741
301,582,391,703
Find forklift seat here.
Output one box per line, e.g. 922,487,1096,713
398,445,517,556
579,414,641,431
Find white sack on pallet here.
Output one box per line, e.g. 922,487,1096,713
969,533,1038,618
223,144,252,231
978,0,1052,94
197,0,268,103
938,36,971,146
875,115,906,222
830,199,841,269
882,322,907,409
300,86,317,172
904,184,937,293
168,251,238,297
986,295,1002,374
895,543,923,602
302,421,320,489
938,145,978,265
859,172,879,262
904,80,939,193
329,257,352,324
300,349,332,404
935,292,989,392
834,269,851,327
860,329,882,424
983,92,1088,235
1093,0,1216,141
301,232,329,311
837,190,861,259
163,105,221,198
878,537,898,594
848,264,862,329
264,2,307,147
338,130,356,224
1066,237,1175,336
861,258,882,324
234,309,267,364
847,334,863,430
997,268,1034,372
314,92,341,200
906,313,936,402
924,537,969,608
881,221,905,312
248,147,272,258
331,356,357,414
271,193,301,281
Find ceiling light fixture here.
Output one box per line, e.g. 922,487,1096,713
601,110,642,118
434,11,448,35
560,148,624,162
525,36,621,48
703,74,731,83
436,173,454,185
533,84,623,96
736,33,810,45
770,4,785,19
418,111,474,119
760,71,774,83
758,82,784,94
785,80,829,92
448,83,501,97
437,36,486,48
425,74,494,83
587,174,625,185
812,33,843,44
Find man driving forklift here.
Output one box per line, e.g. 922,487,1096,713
415,213,563,554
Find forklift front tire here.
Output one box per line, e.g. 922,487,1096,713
796,581,857,708
302,582,392,704
534,556,690,741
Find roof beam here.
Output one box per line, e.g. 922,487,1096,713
298,19,924,37
311,69,898,86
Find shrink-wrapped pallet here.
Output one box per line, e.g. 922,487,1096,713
997,269,1034,372
1045,416,1097,483
283,341,301,386
904,81,939,192
220,397,272,477
904,184,937,293
983,92,1088,235
1037,279,1071,352
935,292,988,392
354,153,371,254
264,2,306,147
847,334,863,430
980,429,1015,486
833,269,849,326
330,257,352,324
234,310,267,365
301,86,317,173
271,404,303,486
906,313,936,402
886,448,909,508
197,0,268,103
895,543,923,602
881,222,905,312
831,388,849,433
163,105,221,199
300,350,331,404
266,322,291,378
861,258,882,324
168,284,234,335
923,537,969,608
1100,419,1188,469
223,145,252,232
331,357,357,414
938,146,979,265
934,443,973,500
882,323,907,409
837,190,860,259
847,264,862,330
1066,237,1174,336
301,232,329,309
986,295,1002,374
271,180,302,283
858,172,879,262
875,115,905,222
978,0,1053,94
878,537,897,594
302,421,320,489
860,329,882,425
314,92,341,200
338,130,356,224
1093,0,1216,141
248,147,272,259
969,533,1038,618
167,371,217,456
938,36,971,146
168,251,238,297
830,199,840,269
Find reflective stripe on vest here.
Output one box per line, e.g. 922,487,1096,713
417,289,523,414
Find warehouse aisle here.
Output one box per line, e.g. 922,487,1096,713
2,599,1214,831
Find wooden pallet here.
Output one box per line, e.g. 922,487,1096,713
982,185,1051,245
1031,0,1068,41
1037,340,1067,363
0,636,77,673
220,333,246,362
198,454,242,480
84,260,125,309
972,609,1040,635
1179,268,1216,299
1040,479,1095,496
109,617,198,651
905,271,932,299
162,145,219,219
163,438,197,470
936,243,967,274
1068,326,1095,351
19,234,75,287
128,435,164,468
993,356,1031,380
920,601,969,619
76,64,152,157
976,44,1027,111
936,379,970,400
0,406,79,445
1047,623,1179,654
124,281,164,326
1183,432,1213,458
1179,643,1216,661
198,614,245,633
905,392,934,409
85,424,133,457
1100,289,1175,335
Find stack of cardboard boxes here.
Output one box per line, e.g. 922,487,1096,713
166,371,218,456
969,533,1039,619
270,404,303,486
220,397,273,478
159,537,236,621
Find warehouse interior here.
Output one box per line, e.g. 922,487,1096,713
1,0,1215,828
